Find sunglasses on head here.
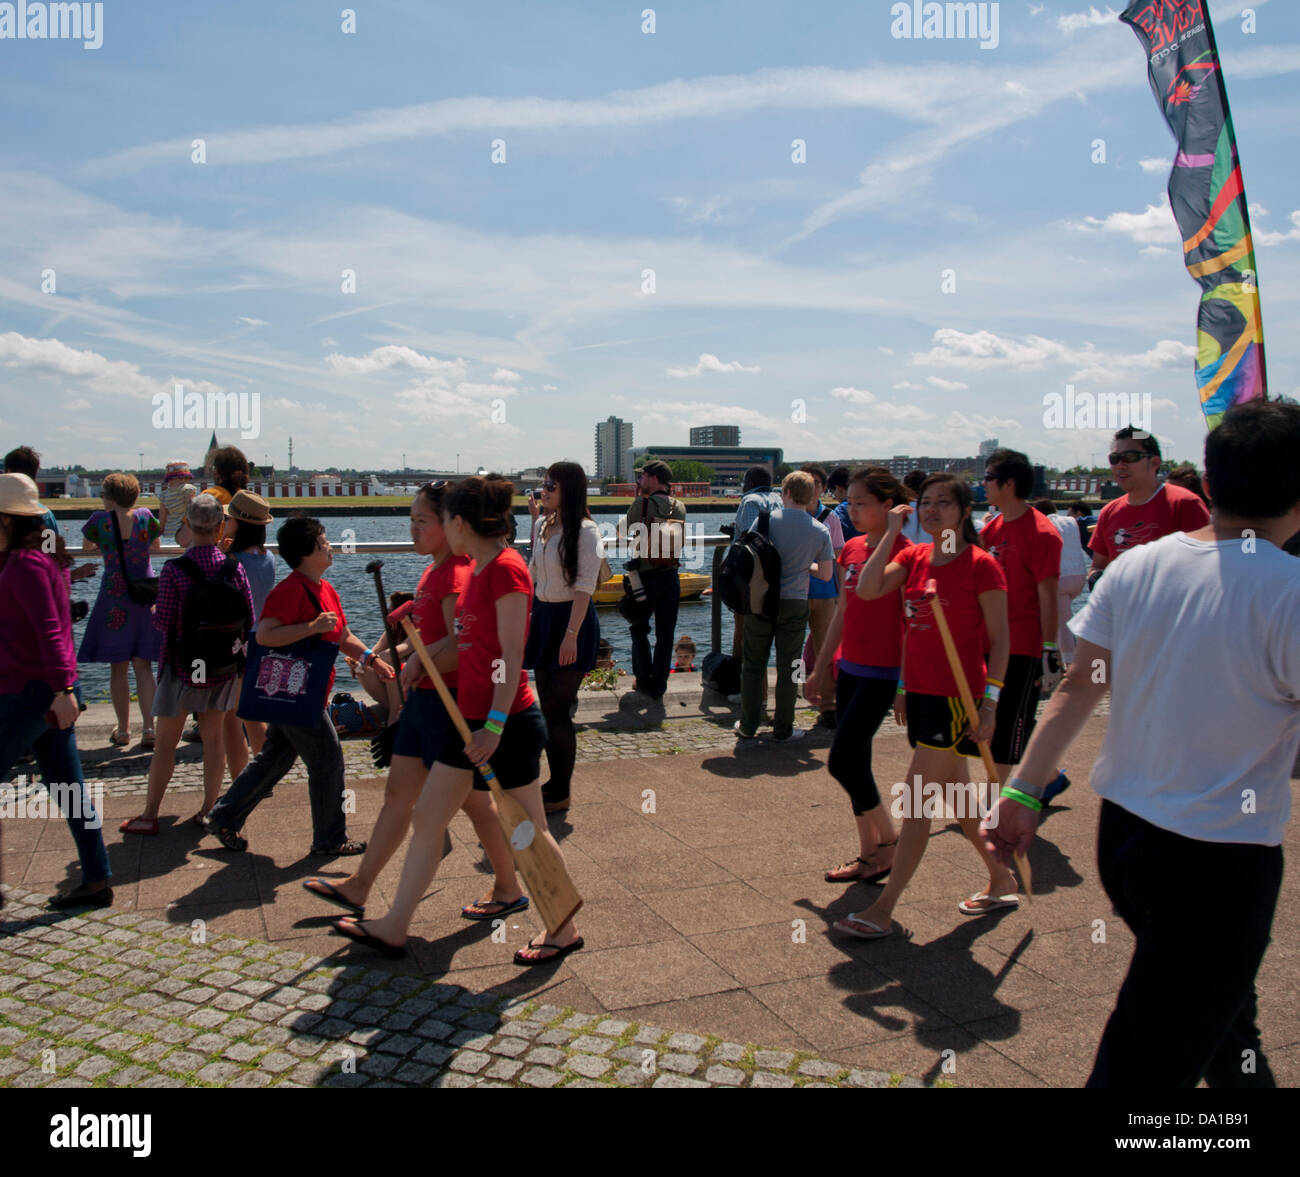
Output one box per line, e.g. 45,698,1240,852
420,479,449,493
1108,450,1151,465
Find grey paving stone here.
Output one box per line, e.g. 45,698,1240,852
658,1052,701,1075
246,1002,285,1023
268,986,309,1007
414,1043,454,1067
95,1032,145,1053
498,1020,542,1040
109,1065,153,1087
74,1056,118,1079
153,1023,199,1045
135,1042,175,1064
230,1070,273,1088
666,1032,708,1052
564,1053,613,1079
457,1011,501,1032
211,992,254,1012
351,1005,387,1026
450,1030,494,1051
347,1027,388,1048
380,1012,416,1031
797,1058,843,1078
751,1072,796,1088
613,1065,653,1087
223,1042,265,1063
449,1050,491,1074
525,1046,564,1067
164,1050,207,1075
251,1026,292,1046
633,1025,667,1045
393,1062,437,1085
519,1066,563,1088
360,1053,399,1077
529,1004,564,1023
413,1019,456,1041
706,1065,746,1085
176,986,219,1004
754,1050,795,1070
375,1033,421,1057
279,1011,322,1033
485,1058,524,1081
536,1028,572,1047
223,1017,260,1040
561,1012,597,1030
196,1061,242,1084
139,1075,187,1088
845,1069,892,1088
186,1009,229,1029
569,1035,616,1055
260,1051,299,1073
487,1036,529,1058
432,1072,476,1088
202,970,243,988
899,1077,925,1089
594,1019,631,1037
189,1032,233,1054
286,1036,328,1058
652,1073,710,1088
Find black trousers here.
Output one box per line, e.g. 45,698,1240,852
827,673,896,816
1087,800,1283,1088
628,567,679,698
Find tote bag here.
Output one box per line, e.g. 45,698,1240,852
236,581,335,728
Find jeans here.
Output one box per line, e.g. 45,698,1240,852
628,567,680,698
740,599,809,738
207,709,347,849
0,681,111,886
1087,800,1282,1088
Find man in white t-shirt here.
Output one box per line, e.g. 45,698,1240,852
982,400,1300,1088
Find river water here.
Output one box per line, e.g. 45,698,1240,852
63,509,1083,701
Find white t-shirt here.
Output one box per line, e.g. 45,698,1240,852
1070,532,1300,845
1048,512,1089,578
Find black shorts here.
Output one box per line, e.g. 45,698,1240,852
989,653,1041,766
905,692,978,758
435,703,548,791
391,687,453,769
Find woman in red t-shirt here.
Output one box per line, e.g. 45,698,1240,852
805,468,911,887
835,473,1015,941
305,481,521,923
335,477,583,965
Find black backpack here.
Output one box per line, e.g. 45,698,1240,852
173,554,253,681
718,509,782,622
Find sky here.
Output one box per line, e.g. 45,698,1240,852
1,0,1297,476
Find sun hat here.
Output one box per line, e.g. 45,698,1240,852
0,473,46,517
187,492,225,531
226,489,273,526
164,460,194,483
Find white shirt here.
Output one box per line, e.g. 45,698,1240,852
1047,512,1089,578
528,516,603,602
1070,532,1300,845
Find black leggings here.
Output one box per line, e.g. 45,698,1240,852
827,672,897,816
533,664,585,803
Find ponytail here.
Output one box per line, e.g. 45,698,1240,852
918,473,980,546
443,475,516,539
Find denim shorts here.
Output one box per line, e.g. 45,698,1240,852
436,703,547,791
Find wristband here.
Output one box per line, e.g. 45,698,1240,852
1005,775,1046,800
361,648,374,667
482,720,504,735
487,709,508,724
1042,641,1058,651
983,684,1001,703
60,685,77,695
985,675,1005,689
1001,786,1043,813
896,684,906,696
566,628,579,635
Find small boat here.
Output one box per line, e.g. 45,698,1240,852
592,572,712,606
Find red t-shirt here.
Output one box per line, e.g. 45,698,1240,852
895,543,1006,698
837,533,912,668
1090,483,1210,563
455,547,536,719
261,571,345,693
980,508,1062,657
405,554,472,690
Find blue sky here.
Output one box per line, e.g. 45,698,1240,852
1,0,1297,475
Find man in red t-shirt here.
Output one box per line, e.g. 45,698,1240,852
1090,427,1211,580
980,448,1063,786
205,516,393,857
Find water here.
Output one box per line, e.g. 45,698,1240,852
64,509,1086,699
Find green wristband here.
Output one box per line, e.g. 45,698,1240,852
1001,786,1043,813
896,685,906,696
482,720,504,735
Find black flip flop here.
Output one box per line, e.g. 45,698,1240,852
332,918,407,959
304,877,364,916
825,857,891,885
461,895,530,921
514,936,584,967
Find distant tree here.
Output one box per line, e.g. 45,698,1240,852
668,459,715,483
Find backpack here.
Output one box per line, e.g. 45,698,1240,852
718,509,782,622
701,650,741,695
173,554,253,681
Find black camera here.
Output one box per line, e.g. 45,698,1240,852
70,600,89,623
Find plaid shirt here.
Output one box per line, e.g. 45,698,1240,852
153,544,255,685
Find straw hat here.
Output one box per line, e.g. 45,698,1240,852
0,473,46,517
226,489,273,525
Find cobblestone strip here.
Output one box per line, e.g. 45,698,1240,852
0,887,933,1089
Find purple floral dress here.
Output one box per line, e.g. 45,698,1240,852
77,508,164,664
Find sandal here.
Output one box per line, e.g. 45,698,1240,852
833,914,893,940
310,838,367,857
461,895,530,921
141,731,156,749
332,917,407,959
825,857,892,884
119,816,159,836
303,877,365,916
109,728,131,747
514,936,584,967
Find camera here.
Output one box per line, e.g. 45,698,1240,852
70,600,89,623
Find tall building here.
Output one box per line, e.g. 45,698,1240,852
689,425,740,447
978,438,999,461
595,416,634,481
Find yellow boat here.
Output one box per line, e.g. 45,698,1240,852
592,572,712,606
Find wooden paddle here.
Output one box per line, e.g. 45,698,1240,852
400,617,584,935
923,578,1032,902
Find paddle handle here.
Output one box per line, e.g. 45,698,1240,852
923,578,1032,900
400,617,480,757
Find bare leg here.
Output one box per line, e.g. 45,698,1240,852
195,710,227,815
245,719,267,757
461,789,524,904
132,657,156,736
223,710,249,782
138,714,187,820
109,662,130,737
960,763,1018,898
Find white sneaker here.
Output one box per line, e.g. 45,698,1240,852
772,728,805,742
733,720,759,740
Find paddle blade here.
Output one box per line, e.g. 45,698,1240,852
1014,850,1033,903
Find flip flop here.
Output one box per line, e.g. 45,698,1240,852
119,816,159,836
461,895,530,921
825,857,892,885
332,917,407,959
303,877,364,916
514,936,584,966
958,893,1021,917
832,915,893,940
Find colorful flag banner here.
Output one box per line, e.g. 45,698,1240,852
1121,1,1267,428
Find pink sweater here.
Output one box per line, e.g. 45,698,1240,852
0,548,76,695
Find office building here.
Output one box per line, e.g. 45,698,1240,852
689,425,740,447
595,416,634,481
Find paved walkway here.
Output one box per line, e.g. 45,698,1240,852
3,680,1297,1089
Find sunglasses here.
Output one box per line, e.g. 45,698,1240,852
1108,450,1151,465
542,480,558,492
982,473,999,482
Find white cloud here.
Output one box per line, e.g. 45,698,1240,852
1074,202,1178,246
491,367,522,382
926,375,968,391
1058,6,1120,33
830,386,875,404
878,346,895,356
1138,157,1168,174
325,345,467,379
892,381,924,392
1140,245,1172,257
666,195,730,224
237,316,267,327
320,337,338,347
666,353,761,377
542,383,558,392
1257,210,1300,246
